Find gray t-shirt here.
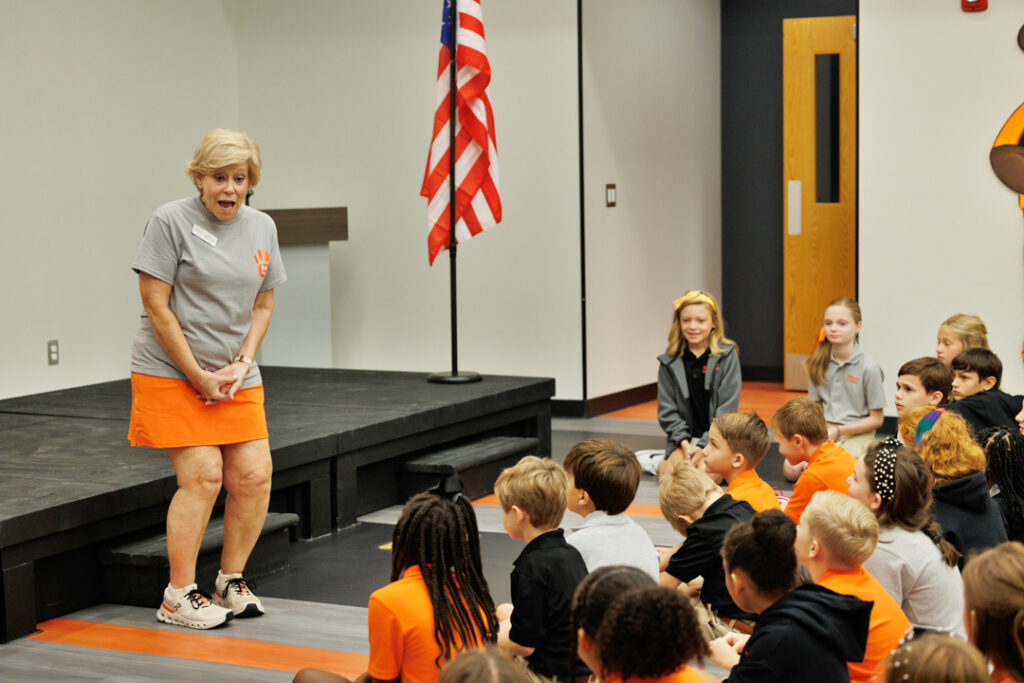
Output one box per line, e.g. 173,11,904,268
565,511,661,582
862,525,966,638
808,343,886,424
130,196,286,388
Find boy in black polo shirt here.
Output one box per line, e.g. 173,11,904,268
495,456,589,683
948,348,1023,433
658,465,757,642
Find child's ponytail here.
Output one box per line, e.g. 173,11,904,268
803,297,861,385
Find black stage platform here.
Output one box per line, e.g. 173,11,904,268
0,367,554,643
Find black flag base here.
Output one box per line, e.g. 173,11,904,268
427,371,482,384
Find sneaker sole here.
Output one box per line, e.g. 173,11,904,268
214,592,265,618
156,607,233,630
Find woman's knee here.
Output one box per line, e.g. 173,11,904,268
172,451,224,498
224,456,272,498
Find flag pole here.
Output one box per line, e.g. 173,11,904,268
429,0,481,385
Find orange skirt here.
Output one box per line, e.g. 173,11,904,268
127,372,268,449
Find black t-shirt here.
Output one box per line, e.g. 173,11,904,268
666,494,757,620
509,529,590,677
682,347,712,440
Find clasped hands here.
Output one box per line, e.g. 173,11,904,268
191,362,248,405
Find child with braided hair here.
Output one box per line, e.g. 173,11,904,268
294,489,499,683
962,542,1024,683
978,427,1024,543
571,565,709,683
847,438,965,637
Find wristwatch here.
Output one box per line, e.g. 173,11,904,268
233,353,255,371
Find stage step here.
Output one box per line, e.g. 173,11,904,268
100,512,300,608
397,435,540,500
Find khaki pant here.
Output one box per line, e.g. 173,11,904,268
830,424,877,459
692,599,755,643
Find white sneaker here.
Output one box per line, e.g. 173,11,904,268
214,574,265,618
156,584,233,629
635,449,665,477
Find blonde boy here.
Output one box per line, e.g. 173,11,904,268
695,412,780,512
658,465,756,641
494,456,589,682
563,439,660,581
773,397,855,523
795,491,911,683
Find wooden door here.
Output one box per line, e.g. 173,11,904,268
783,16,857,390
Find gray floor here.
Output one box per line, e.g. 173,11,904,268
0,417,745,682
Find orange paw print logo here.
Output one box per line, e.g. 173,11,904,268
254,250,269,277
991,102,1024,210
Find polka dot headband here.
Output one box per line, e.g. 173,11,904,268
872,437,901,503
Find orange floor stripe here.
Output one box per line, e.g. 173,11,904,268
29,618,368,677
473,495,663,519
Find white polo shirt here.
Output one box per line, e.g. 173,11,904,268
565,511,660,582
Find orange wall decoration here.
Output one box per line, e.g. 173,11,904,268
991,102,1024,210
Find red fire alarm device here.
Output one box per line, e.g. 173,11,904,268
962,0,988,11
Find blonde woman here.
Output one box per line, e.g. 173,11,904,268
128,129,285,629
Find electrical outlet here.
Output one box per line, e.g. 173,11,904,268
47,339,59,366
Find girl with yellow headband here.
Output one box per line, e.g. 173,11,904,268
638,290,741,478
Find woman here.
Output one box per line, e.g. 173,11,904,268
128,128,285,629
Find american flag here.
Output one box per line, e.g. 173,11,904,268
421,0,501,266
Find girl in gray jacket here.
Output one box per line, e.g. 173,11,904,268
640,290,741,477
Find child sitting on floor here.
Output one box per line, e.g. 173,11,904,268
693,412,781,512
894,357,952,415
709,510,871,682
772,397,856,523
977,426,1024,543
948,348,1023,433
935,313,989,366
795,490,911,683
494,456,590,683
847,438,965,637
294,486,499,683
563,438,660,581
572,566,709,683
658,465,756,641
899,408,1007,562
962,542,1024,683
882,634,989,683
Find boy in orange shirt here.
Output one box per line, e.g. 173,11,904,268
795,490,911,683
772,397,856,523
694,412,780,512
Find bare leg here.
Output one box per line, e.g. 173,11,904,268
293,669,352,683
166,446,224,588
220,438,273,574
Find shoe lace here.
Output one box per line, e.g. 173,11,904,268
185,589,212,609
225,577,253,596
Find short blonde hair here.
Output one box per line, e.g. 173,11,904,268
713,412,771,464
186,128,262,188
771,397,828,442
898,407,986,482
803,490,879,569
493,456,568,529
658,466,717,534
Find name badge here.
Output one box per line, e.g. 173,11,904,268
191,224,217,247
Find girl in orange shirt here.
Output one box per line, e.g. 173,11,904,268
572,566,709,683
963,542,1024,683
296,486,499,683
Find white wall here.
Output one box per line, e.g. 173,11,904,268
230,1,585,398
0,0,240,400
860,1,1024,413
582,0,721,400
